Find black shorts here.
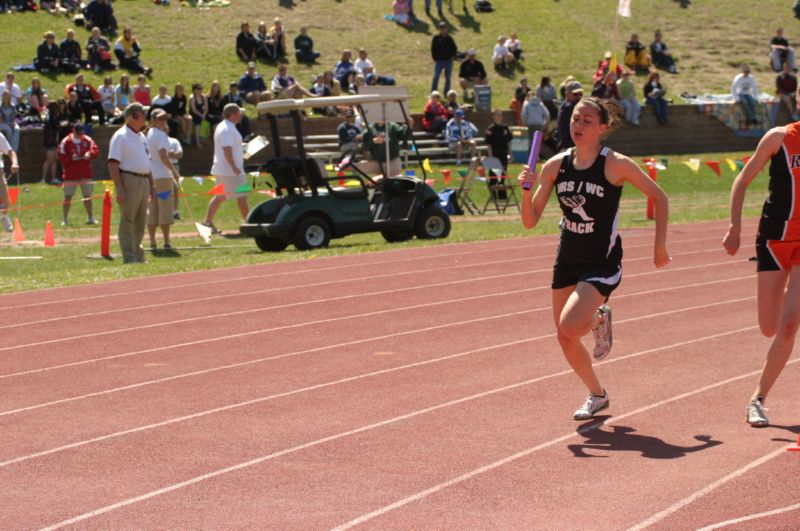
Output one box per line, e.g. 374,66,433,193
552,238,623,299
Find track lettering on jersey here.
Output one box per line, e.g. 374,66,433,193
562,218,595,234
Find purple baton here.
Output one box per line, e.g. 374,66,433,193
522,130,543,191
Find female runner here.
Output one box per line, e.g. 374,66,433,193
519,96,671,420
723,114,800,427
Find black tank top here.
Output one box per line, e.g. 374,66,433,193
555,147,623,260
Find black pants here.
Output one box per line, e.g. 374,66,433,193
79,99,106,125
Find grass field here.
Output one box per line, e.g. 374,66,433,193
0,0,789,112
0,150,768,293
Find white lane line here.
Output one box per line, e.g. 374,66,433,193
2,234,726,330
0,263,751,387
4,217,749,310
38,325,762,531
334,351,793,531
4,238,546,311
629,449,794,530
695,502,800,530
0,277,753,421
0,249,735,354
2,318,756,470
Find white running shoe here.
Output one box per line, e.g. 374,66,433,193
1,214,12,232
573,390,609,420
746,398,769,427
592,305,613,360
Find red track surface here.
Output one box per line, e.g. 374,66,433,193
2,218,800,530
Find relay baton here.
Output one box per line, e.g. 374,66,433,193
522,131,543,191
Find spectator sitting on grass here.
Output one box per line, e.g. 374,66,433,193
770,28,797,72
351,74,367,94
644,71,669,124
521,92,550,145
239,62,272,104
222,82,252,139
624,33,650,72
422,90,450,137
36,31,61,73
355,48,378,78
492,35,515,69
60,29,84,73
323,70,342,97
207,80,225,128
732,64,759,126
592,71,620,101
87,26,115,73
150,84,172,113
0,91,20,153
459,49,488,101
236,21,258,62
334,50,358,92
445,108,478,166
536,76,558,119
294,26,320,63
83,0,117,36
392,0,413,28
650,30,678,74
337,108,362,155
26,77,49,117
593,51,624,84
505,33,522,61
255,21,277,61
271,64,315,99
133,74,151,106
114,74,132,115
269,17,287,58
309,74,335,115
617,70,641,125
64,73,106,126
776,61,799,122
115,27,153,76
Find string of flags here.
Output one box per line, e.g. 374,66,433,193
643,156,752,177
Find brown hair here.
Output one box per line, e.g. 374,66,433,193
576,96,622,137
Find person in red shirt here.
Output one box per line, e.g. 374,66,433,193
57,123,99,225
422,90,450,137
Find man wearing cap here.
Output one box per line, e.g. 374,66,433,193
445,109,478,166
108,102,154,263
203,103,248,232
431,21,457,94
556,80,583,151
57,123,99,226
458,49,488,101
146,108,180,250
357,116,414,178
238,62,271,105
337,108,362,155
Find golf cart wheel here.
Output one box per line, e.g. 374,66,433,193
381,228,414,243
414,205,451,239
292,216,331,250
254,236,289,252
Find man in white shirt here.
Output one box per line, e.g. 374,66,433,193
0,131,19,232
270,63,314,100
146,109,180,250
492,36,514,69
0,72,23,107
108,102,154,263
731,64,760,125
354,48,375,76
203,103,247,232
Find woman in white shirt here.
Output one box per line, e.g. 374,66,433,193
505,32,522,60
114,74,132,115
98,76,118,121
492,35,515,68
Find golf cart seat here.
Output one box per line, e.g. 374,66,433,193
266,156,367,199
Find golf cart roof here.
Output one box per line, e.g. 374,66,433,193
256,93,409,115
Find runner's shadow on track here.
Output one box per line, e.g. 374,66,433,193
766,424,800,443
569,420,723,459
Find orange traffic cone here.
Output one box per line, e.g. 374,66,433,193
43,220,56,247
12,218,25,243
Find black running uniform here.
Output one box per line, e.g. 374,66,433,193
552,147,624,298
756,122,800,271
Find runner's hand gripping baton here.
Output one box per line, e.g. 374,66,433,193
522,130,543,191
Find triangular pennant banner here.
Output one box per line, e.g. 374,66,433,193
178,177,185,188
8,187,19,206
257,189,277,197
735,160,745,170
726,158,738,172
194,222,212,244
705,161,721,177
235,183,251,193
405,170,416,177
660,158,669,168
193,176,205,185
742,156,752,165
156,189,172,200
423,158,433,174
425,179,435,186
207,183,225,195
683,158,701,172
457,168,469,177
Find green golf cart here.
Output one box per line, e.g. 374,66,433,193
239,94,450,251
